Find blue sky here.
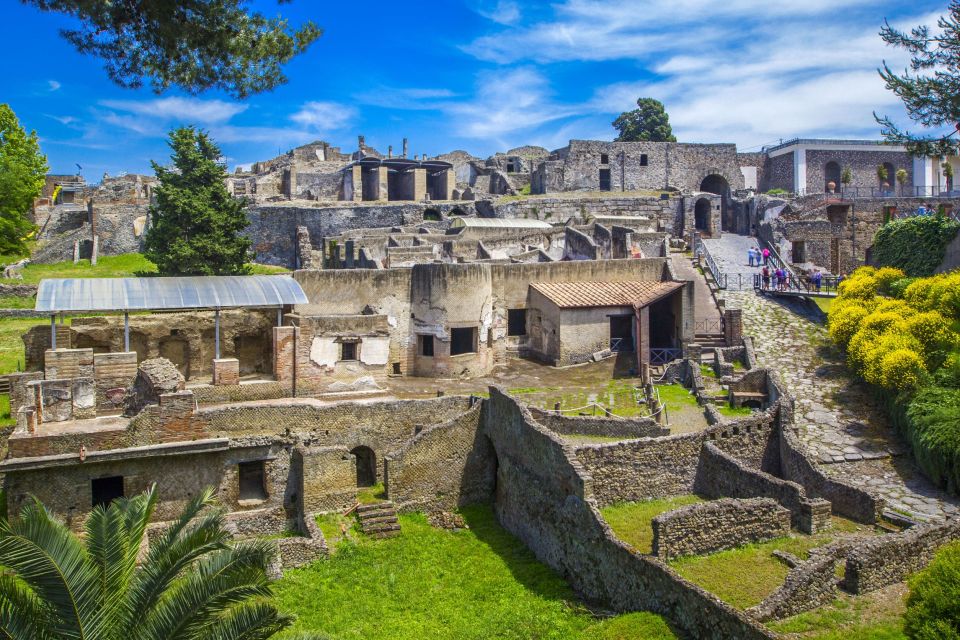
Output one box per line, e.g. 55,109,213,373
0,0,943,180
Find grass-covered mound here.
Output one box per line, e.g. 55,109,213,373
274,505,680,640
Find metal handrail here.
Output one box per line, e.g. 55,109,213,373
695,235,727,289
754,272,841,296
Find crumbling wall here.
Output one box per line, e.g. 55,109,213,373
123,358,185,417
529,408,669,439
651,498,790,560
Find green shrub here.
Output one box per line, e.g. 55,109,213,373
904,541,960,640
889,277,918,299
904,386,960,492
935,351,960,389
871,215,960,277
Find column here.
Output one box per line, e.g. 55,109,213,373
793,148,807,196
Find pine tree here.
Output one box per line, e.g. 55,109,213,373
0,104,47,257
876,3,960,155
145,128,252,276
612,98,677,142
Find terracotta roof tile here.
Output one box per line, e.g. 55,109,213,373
529,280,683,309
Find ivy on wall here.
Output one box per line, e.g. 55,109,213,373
871,215,960,276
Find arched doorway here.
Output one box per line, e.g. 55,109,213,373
699,175,729,233
694,198,712,233
824,161,841,193
422,208,441,221
880,162,895,194
351,446,377,487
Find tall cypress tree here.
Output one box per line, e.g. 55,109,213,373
145,127,252,275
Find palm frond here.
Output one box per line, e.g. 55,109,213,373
0,572,56,640
195,601,294,640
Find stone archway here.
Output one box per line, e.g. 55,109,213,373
694,198,712,234
699,174,730,233
824,161,841,193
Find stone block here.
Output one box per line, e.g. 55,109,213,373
212,358,240,386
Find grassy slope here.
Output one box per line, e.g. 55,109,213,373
767,585,907,639
276,506,679,640
601,495,705,554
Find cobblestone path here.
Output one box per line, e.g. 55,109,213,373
708,233,960,522
702,234,765,290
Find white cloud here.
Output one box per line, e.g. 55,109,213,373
290,101,356,131
99,97,248,124
353,87,457,111
47,80,61,92
476,0,521,25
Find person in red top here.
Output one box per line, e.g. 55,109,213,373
762,247,770,265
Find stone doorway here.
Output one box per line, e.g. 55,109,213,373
351,446,377,487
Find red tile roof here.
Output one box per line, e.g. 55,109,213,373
529,280,683,309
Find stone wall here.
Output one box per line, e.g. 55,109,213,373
529,408,669,439
385,401,496,513
484,388,776,639
651,498,790,560
844,519,960,594
749,543,850,621
295,445,357,513
563,226,598,260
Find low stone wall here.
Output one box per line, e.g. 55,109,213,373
485,388,777,639
191,381,290,404
749,543,850,621
696,442,831,534
0,284,37,297
652,498,790,560
844,518,960,594
529,408,669,439
385,402,496,513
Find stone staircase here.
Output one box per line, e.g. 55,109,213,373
356,501,401,539
695,332,727,357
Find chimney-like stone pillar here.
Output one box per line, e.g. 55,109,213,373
402,138,409,158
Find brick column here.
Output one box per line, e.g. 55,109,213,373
273,326,299,385
724,308,742,347
412,168,427,201
635,306,650,372
212,358,240,385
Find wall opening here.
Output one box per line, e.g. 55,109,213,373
609,315,634,352
827,204,849,225
418,334,434,357
449,207,467,216
507,309,527,336
159,335,190,379
351,446,377,487
450,327,478,355
233,333,270,375
824,161,841,193
600,153,609,164
340,341,357,361
881,162,895,192
129,331,148,361
640,154,648,166
91,475,124,509
599,168,611,191
694,198,711,232
422,208,442,221
238,460,267,501
792,241,807,264
649,295,678,349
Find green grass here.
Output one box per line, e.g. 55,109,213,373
670,517,877,610
277,505,680,640
314,512,360,547
718,405,753,418
357,482,386,505
655,383,700,411
518,379,649,418
767,589,907,639
601,495,705,554
0,316,56,375
0,395,12,428
0,296,36,309
700,364,716,379
813,297,834,315
247,263,291,274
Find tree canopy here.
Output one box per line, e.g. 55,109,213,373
612,98,677,143
0,486,322,640
22,0,321,98
144,127,253,276
0,104,47,257
876,2,960,156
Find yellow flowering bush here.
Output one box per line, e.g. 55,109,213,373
874,266,907,292
828,304,870,348
880,348,926,391
863,333,925,386
902,311,957,361
837,272,878,299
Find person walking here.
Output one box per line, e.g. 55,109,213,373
812,269,822,293
761,265,770,290
762,247,770,265
748,247,755,267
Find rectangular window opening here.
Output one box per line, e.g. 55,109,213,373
340,341,357,361
600,153,609,164
239,460,267,501
640,154,649,166
418,334,435,357
507,309,527,336
91,476,124,509
450,327,478,356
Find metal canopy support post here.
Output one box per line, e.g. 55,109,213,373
277,307,282,327
50,315,56,349
215,309,221,360
124,312,130,352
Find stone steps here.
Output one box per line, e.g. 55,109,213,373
357,501,401,539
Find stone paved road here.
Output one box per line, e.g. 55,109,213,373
702,234,765,291
709,234,959,523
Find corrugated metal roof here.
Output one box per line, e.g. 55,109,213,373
529,280,683,309
35,275,308,313
451,217,553,229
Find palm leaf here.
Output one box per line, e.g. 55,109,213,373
195,601,294,640
0,572,56,640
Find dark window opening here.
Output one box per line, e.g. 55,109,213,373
340,341,357,361
640,154,648,166
91,476,124,509
827,204,849,225
609,315,634,352
423,208,441,221
450,327,478,356
238,460,267,501
351,446,377,487
599,168,611,191
507,309,527,336
392,362,401,375
418,334,434,357
600,153,609,164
